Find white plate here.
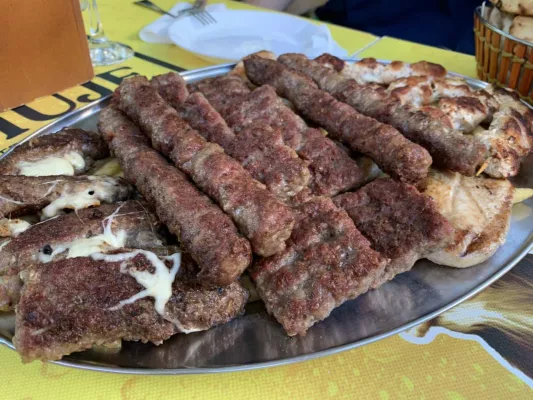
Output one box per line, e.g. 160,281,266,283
167,10,347,63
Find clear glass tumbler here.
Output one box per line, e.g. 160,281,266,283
81,0,134,66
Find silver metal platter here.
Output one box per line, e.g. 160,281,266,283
1,62,533,375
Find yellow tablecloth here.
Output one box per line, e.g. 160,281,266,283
1,1,532,399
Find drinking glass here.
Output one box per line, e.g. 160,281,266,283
80,0,134,66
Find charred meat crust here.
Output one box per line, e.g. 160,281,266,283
244,56,432,184
152,74,311,200
98,106,252,287
115,76,294,257
334,178,453,285
0,129,109,175
251,197,386,336
191,75,364,196
276,53,487,176
13,252,248,362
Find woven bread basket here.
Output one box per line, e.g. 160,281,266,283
474,5,533,103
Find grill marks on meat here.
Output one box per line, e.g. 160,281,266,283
0,129,109,176
334,178,453,285
251,197,386,336
423,169,514,268
152,72,310,200
98,106,251,286
115,76,293,257
278,54,488,176
0,201,163,310
244,56,432,184
0,175,132,219
191,75,364,196
14,252,248,362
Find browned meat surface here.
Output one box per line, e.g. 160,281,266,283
152,73,310,200
0,201,164,310
334,178,453,285
280,53,488,176
0,129,109,176
98,106,252,286
244,56,432,184
192,76,364,196
14,251,248,362
0,175,132,219
115,76,294,257
251,197,386,336
151,72,189,110
189,75,252,111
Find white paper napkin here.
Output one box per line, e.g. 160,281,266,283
139,2,348,59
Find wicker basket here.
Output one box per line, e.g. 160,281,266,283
474,5,533,103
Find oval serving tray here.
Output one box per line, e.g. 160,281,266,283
1,62,532,375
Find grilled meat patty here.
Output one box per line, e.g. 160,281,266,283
152,73,311,200
0,129,109,176
244,56,432,184
115,76,294,257
98,106,252,287
14,251,248,362
191,75,365,196
0,201,164,310
0,175,132,219
422,169,514,268
334,178,453,285
251,197,386,336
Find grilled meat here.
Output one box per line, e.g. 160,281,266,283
0,201,164,310
423,169,514,268
244,55,432,184
251,197,386,336
475,86,533,178
386,76,499,129
189,75,252,111
277,53,488,176
152,73,311,200
98,106,252,286
13,251,248,362
115,76,294,257
191,75,365,196
313,55,447,85
334,178,453,285
0,129,109,176
0,175,132,219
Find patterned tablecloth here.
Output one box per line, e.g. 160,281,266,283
1,1,532,398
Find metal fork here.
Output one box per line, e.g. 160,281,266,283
134,0,217,25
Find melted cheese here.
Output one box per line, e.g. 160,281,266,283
91,250,181,316
38,205,126,262
91,157,123,178
41,177,122,220
0,219,31,237
0,240,10,252
41,190,100,220
17,152,85,176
